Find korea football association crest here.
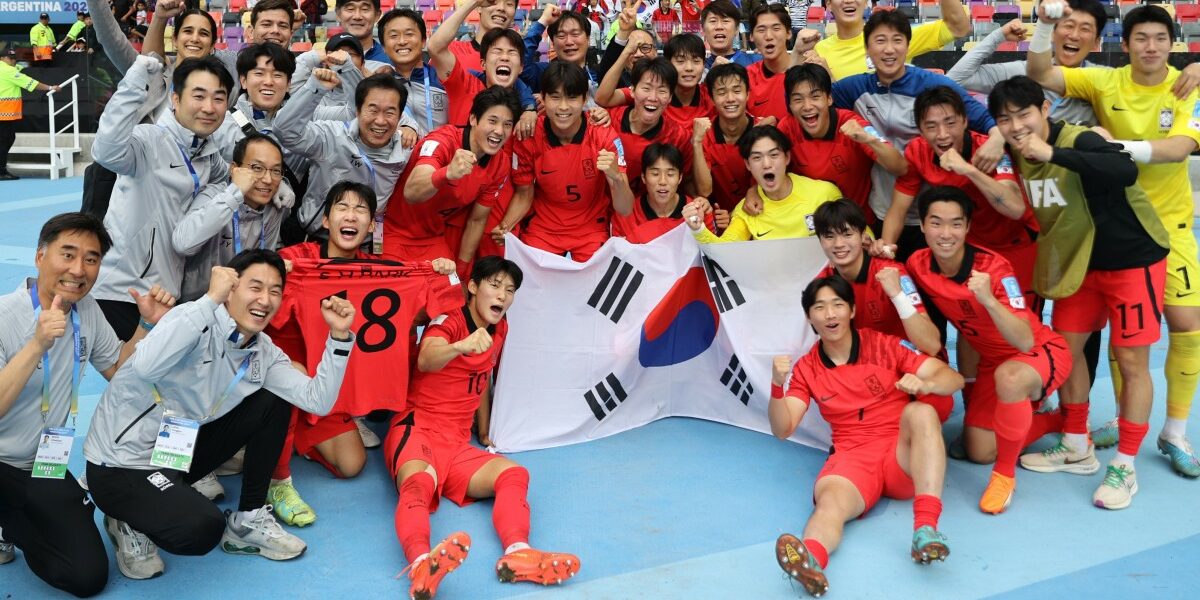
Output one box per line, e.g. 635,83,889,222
1160,106,1174,132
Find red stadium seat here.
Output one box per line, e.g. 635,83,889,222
291,41,313,51
807,6,825,22
997,41,1018,51
229,0,245,12
971,5,995,22
1191,42,1200,53
1177,4,1200,24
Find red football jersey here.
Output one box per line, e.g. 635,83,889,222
611,194,714,243
448,39,483,74
621,86,715,134
816,253,925,341
699,123,754,212
384,125,510,252
787,328,930,450
606,105,693,198
906,245,1059,368
746,61,788,121
513,116,626,237
895,131,1038,251
405,306,508,443
442,59,488,127
780,108,881,222
270,242,375,362
269,257,464,422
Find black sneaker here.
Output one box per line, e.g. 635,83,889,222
0,172,18,181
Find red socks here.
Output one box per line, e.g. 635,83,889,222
492,467,532,550
912,495,942,531
992,399,1032,478
1061,401,1089,435
1024,410,1065,447
272,407,299,480
802,538,829,569
395,472,436,563
1117,417,1150,457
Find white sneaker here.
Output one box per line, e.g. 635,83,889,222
215,448,245,476
220,505,307,560
104,516,165,580
355,417,381,449
191,472,225,501
1019,437,1100,475
1093,463,1138,510
0,527,14,565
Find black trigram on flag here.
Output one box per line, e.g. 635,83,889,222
702,256,745,313
588,256,644,323
720,355,754,405
584,373,629,421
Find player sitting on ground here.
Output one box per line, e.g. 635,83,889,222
770,276,962,598
389,257,580,600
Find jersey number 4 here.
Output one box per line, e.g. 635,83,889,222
334,288,402,353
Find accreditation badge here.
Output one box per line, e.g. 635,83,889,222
31,427,74,479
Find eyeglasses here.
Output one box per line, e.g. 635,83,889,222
633,43,655,54
248,163,284,180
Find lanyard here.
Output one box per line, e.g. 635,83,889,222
158,126,201,200
152,354,252,419
422,66,434,134
29,284,83,426
231,208,268,254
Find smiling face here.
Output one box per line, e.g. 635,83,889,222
994,100,1051,148
234,139,284,208
827,0,868,29
711,74,748,122
807,285,855,345
484,37,522,88
641,156,682,207
632,73,672,126
174,14,215,59
625,30,657,70
467,271,517,326
1053,10,1099,68
322,190,375,255
226,263,284,336
552,18,588,64
921,200,970,264
865,24,908,82
357,87,402,148
1123,21,1172,78
337,0,380,41
382,14,424,69
670,52,705,91
818,226,865,271
751,13,789,62
35,230,103,307
544,88,585,133
746,137,790,195
788,79,833,137
250,8,294,46
469,105,516,156
240,55,288,111
172,70,229,137
918,103,966,157
703,13,737,54
479,0,517,33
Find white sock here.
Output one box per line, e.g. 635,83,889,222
1063,433,1089,453
504,542,531,555
1161,418,1188,440
270,476,292,487
1111,453,1136,469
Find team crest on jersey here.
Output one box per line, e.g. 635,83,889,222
865,374,885,396
805,213,815,233
1159,107,1173,132
958,299,976,317
432,94,447,111
867,300,882,321
1190,100,1200,131
1001,276,1025,309
582,158,597,179
832,155,848,173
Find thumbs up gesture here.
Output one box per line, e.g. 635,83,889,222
34,295,68,352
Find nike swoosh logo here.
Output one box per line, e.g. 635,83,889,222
752,99,769,106
816,395,835,403
1183,370,1200,376
756,229,773,237
1176,291,1196,298
202,359,213,364
170,163,184,169
540,169,557,175
1111,105,1127,112
1120,332,1140,339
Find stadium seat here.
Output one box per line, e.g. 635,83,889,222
229,0,245,12
292,41,313,52
423,10,442,30
1172,41,1189,53
417,0,436,10
962,41,978,51
993,5,1020,23
1184,22,1200,41
518,0,535,10
998,41,1018,51
808,6,826,22
208,0,228,10
1191,41,1200,52
1101,41,1123,52
1104,5,1118,20
436,0,455,11
327,26,344,37
923,5,943,21
973,21,999,40
223,12,241,25
380,0,395,11
1019,0,1034,21
897,6,918,21
1179,5,1200,24
971,5,995,22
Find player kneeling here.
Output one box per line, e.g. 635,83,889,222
388,257,579,599
770,277,963,597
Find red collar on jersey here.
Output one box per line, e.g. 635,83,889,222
818,328,862,369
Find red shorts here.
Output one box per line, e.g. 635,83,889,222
520,228,609,263
997,242,1042,315
293,412,358,477
964,336,1072,430
817,436,913,513
1052,260,1166,347
383,414,496,511
384,237,455,263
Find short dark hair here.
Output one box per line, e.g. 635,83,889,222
236,42,296,81
802,276,856,314
705,62,750,95
548,10,591,38
664,33,706,62
322,181,378,218
378,8,426,41
812,199,868,238
540,61,589,98
738,125,792,160
470,255,523,295
642,142,684,172
227,249,287,288
232,133,283,165
987,75,1046,118
480,28,525,65
250,0,296,26
173,56,235,96
914,85,966,125
174,9,217,40
863,9,912,47
631,56,678,91
1122,4,1175,44
1067,0,1107,34
750,4,791,32
701,0,741,23
784,63,832,102
354,72,407,112
38,212,112,256
336,0,381,11
916,185,974,222
471,85,521,122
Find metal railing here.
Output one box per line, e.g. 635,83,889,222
43,74,81,180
